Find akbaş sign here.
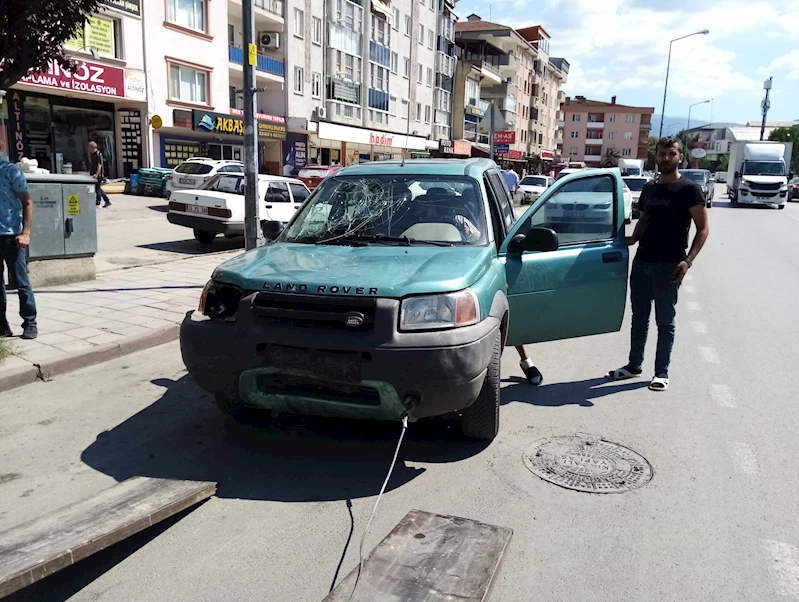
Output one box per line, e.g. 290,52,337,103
192,110,287,140
19,60,125,98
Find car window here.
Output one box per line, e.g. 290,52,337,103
175,163,213,175
298,168,331,179
201,175,245,194
265,182,290,203
217,165,244,173
289,183,310,203
526,174,616,246
520,176,548,187
487,171,516,232
623,178,647,192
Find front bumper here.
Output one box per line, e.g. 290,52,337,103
180,296,500,421
168,212,243,234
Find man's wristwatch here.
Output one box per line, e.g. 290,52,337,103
684,257,693,267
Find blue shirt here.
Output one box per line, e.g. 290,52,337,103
502,169,519,192
0,161,27,236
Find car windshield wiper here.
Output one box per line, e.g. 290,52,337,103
331,234,454,247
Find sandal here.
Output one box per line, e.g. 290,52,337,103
649,376,669,391
520,359,543,386
606,365,642,380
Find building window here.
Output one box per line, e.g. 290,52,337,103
426,67,432,86
417,64,423,83
571,114,580,122
570,131,578,138
312,17,322,44
608,114,616,123
294,66,304,94
626,114,635,123
392,7,400,29
167,0,206,32
569,147,578,155
168,62,208,104
391,51,398,74
622,148,632,156
372,15,390,45
403,58,410,78
425,105,431,123
312,71,321,98
370,64,389,91
294,8,304,37
415,102,422,121
608,132,614,140
624,132,633,140
427,28,434,49
401,99,409,119
404,15,411,36
418,24,424,45
336,0,363,33
344,104,353,118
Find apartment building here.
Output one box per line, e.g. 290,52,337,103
562,96,654,167
453,15,567,168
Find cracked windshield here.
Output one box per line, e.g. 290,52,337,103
1,0,797,600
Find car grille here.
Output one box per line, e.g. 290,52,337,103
252,292,377,331
747,181,782,191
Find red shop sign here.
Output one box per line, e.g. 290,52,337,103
493,130,516,145
20,60,125,98
506,149,523,160
541,150,554,160
453,140,472,156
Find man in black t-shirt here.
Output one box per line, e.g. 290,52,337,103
89,142,111,208
607,137,709,391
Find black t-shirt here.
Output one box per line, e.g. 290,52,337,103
636,176,704,263
89,151,104,179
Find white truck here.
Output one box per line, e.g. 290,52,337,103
621,159,644,176
727,141,793,209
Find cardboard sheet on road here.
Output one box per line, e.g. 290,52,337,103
324,509,512,602
0,476,216,597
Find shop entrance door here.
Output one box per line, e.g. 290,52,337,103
207,143,242,161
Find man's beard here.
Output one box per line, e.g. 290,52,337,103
658,162,678,174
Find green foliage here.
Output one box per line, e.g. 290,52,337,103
646,136,658,170
600,148,621,168
718,154,729,172
767,126,799,174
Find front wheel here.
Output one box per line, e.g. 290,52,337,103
194,229,216,244
460,331,501,440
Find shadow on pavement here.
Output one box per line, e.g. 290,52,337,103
81,375,488,503
712,200,779,210
147,204,169,213
500,376,649,407
3,505,201,602
138,238,243,255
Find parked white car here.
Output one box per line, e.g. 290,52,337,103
167,174,311,244
622,181,634,224
165,158,244,198
517,175,553,204
622,176,650,218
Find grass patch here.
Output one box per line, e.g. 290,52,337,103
0,338,15,365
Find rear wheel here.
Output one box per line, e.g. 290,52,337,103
194,229,216,244
460,331,501,441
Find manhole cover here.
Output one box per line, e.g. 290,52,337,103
523,435,652,493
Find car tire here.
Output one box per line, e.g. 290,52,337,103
214,394,271,423
460,331,501,441
194,229,216,244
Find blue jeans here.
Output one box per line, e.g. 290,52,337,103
628,259,680,376
0,236,37,327
96,181,110,206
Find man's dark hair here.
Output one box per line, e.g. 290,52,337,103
657,136,683,152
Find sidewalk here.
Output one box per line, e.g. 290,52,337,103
1,249,241,391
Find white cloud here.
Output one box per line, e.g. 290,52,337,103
759,50,799,81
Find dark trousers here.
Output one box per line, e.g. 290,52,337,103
0,236,37,327
628,259,680,376
96,181,110,206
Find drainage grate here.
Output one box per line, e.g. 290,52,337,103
523,435,653,494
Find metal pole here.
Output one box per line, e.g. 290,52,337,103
243,0,262,250
658,40,673,139
760,77,772,141
687,105,692,132
489,101,495,162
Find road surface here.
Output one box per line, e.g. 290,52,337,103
3,185,799,601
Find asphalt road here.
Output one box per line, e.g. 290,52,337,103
95,194,242,273
3,184,799,601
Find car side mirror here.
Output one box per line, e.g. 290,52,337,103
734,171,741,179
508,227,559,255
261,220,284,242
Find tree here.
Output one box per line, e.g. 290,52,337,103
718,153,729,172
600,148,621,168
767,125,799,174
0,0,101,91
646,136,658,170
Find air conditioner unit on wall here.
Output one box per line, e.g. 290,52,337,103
314,106,327,120
258,32,280,50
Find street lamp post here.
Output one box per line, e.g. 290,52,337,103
687,99,711,131
667,122,681,134
658,29,710,139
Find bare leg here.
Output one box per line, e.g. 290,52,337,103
516,345,542,386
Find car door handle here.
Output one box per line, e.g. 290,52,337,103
602,251,623,263
265,204,273,208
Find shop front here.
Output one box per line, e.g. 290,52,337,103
310,121,429,167
435,139,472,158
156,109,286,173
5,58,147,178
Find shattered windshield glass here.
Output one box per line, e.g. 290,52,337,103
284,175,488,246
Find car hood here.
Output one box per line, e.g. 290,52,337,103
212,242,495,297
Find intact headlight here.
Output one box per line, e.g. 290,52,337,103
399,290,480,331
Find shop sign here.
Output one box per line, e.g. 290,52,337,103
541,150,554,160
282,133,308,175
494,130,516,145
19,59,125,98
453,140,472,156
192,110,287,140
124,69,146,101
505,149,523,160
317,121,426,150
229,108,285,124
495,144,509,154
173,110,193,129
101,0,141,16
151,115,163,129
6,91,28,161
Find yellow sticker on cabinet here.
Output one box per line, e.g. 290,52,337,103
67,194,80,215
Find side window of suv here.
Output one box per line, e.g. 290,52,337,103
265,182,290,203
486,171,516,233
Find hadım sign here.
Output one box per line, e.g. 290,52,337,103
19,60,125,98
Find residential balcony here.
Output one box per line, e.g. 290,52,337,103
557,119,564,128
558,90,565,103
436,52,455,78
367,88,389,112
640,121,652,130
228,45,285,80
586,121,604,129
327,76,361,104
369,40,391,68
585,138,603,145
555,136,563,145
228,0,284,25
584,154,602,162
461,58,501,84
329,23,362,56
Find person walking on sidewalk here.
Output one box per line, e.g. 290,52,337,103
89,142,111,208
607,136,709,391
0,159,38,339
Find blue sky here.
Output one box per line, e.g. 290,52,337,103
453,0,799,125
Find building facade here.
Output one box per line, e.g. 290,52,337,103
562,96,653,167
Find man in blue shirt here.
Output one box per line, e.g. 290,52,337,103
0,159,37,339
502,168,519,202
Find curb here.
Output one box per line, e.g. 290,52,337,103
0,324,181,393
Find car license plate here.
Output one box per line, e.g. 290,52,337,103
186,205,208,215
564,210,584,217
179,178,195,185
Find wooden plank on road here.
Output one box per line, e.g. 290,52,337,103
0,477,216,597
324,509,512,602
